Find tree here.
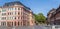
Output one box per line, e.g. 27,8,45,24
34,13,46,24
38,13,46,23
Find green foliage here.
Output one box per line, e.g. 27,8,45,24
34,13,46,23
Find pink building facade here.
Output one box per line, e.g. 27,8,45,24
0,1,35,26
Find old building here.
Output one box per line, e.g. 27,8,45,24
47,6,60,25
0,1,35,26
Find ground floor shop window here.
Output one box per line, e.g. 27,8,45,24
1,22,6,26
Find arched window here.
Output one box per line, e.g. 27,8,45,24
15,22,16,26
18,22,19,26
12,22,13,26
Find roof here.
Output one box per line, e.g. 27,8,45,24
47,5,60,17
47,8,56,16
3,1,23,6
3,1,31,10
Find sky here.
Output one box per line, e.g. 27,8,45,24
0,0,60,17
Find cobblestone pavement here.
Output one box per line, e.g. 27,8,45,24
0,25,52,29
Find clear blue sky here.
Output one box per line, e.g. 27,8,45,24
0,0,60,17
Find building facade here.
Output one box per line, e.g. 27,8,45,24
0,1,35,26
47,6,60,25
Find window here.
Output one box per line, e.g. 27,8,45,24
8,8,10,11
10,8,12,10
0,11,1,12
31,20,34,24
8,17,14,20
13,12,16,15
21,22,22,26
2,13,6,16
18,12,20,15
18,8,19,10
23,20,26,26
10,12,11,15
18,22,19,26
15,8,17,10
18,17,20,19
10,17,12,19
12,22,13,26
8,13,9,15
15,17,16,19
27,21,29,26
15,12,16,15
2,9,6,12
15,22,16,26
21,17,23,20
7,22,12,26
8,12,13,15
11,12,13,15
8,8,13,11
13,8,15,10
1,17,6,20
20,8,21,10
1,22,6,26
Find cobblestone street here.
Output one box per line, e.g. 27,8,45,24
0,25,52,29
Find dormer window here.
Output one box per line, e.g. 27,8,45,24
14,4,19,6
